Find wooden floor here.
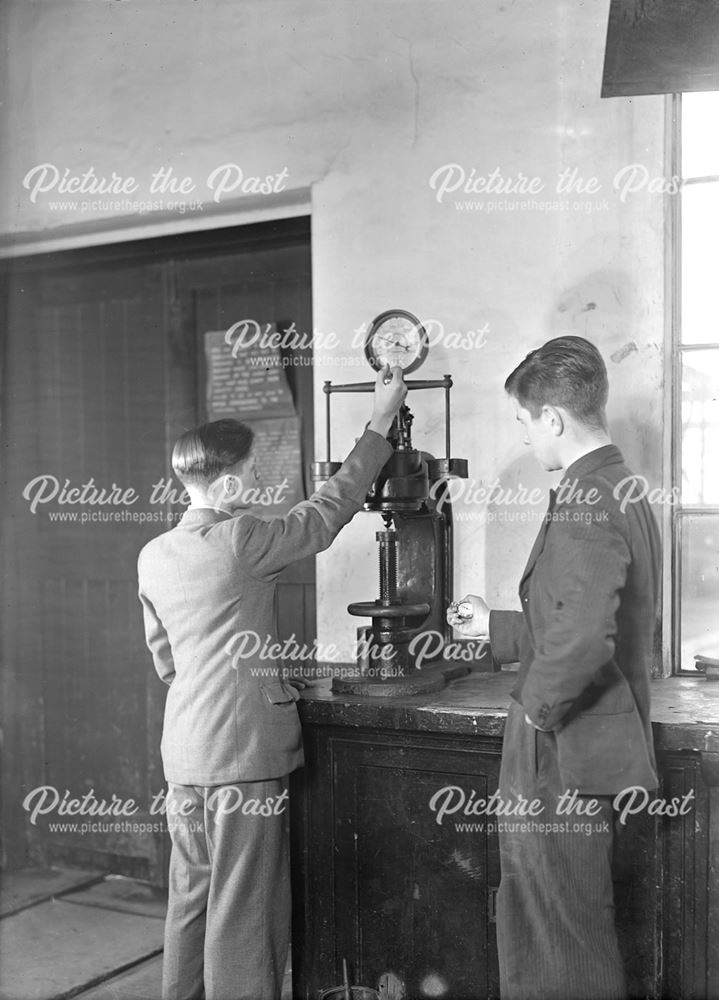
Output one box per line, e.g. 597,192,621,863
0,867,292,1000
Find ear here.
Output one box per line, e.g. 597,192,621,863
221,474,244,503
207,473,243,505
542,404,565,437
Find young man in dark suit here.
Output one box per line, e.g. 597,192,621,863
448,336,660,1000
138,366,406,1000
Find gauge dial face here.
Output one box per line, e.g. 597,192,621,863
364,310,429,374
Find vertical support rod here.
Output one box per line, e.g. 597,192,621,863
324,381,332,462
444,376,451,459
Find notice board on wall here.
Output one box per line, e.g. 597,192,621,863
204,327,305,517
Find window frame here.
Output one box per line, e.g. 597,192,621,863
668,92,719,675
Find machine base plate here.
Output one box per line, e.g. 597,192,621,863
331,663,470,698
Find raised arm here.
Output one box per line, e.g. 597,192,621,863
233,367,406,580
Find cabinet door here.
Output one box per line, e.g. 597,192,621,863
660,750,719,1000
292,728,502,1000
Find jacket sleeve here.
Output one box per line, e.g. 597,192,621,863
232,427,393,580
138,584,176,686
488,610,526,664
521,505,631,731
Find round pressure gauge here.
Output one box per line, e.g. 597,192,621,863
364,309,429,374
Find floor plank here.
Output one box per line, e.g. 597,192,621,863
0,898,164,1000
62,876,167,920
75,957,292,1000
1,871,293,1000
0,866,104,918
71,956,162,1000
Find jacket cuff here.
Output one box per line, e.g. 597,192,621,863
488,610,523,664
363,427,391,446
521,695,556,731
339,428,393,504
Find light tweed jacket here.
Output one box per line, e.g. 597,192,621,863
138,428,392,785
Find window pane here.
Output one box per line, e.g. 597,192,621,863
681,349,719,504
682,92,719,179
681,181,719,344
679,514,719,670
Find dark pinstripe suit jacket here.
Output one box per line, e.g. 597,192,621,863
138,428,392,785
489,445,661,795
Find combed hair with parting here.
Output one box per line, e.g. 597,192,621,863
171,419,255,486
504,335,609,430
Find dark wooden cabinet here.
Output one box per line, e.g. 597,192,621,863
658,747,719,1000
292,725,502,999
291,676,719,1000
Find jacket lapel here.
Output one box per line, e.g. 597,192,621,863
517,447,624,596
519,488,556,594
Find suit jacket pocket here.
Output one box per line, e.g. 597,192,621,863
556,706,657,795
574,662,636,716
261,681,300,705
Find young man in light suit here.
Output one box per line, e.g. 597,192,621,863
138,366,406,1000
448,337,660,1000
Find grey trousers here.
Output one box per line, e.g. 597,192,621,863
162,777,290,1000
496,701,626,1000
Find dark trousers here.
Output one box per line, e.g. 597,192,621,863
162,777,290,1000
496,701,625,1000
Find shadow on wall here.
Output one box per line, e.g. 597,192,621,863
546,266,663,475
608,416,662,491
548,267,636,343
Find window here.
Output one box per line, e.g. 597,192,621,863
675,91,719,672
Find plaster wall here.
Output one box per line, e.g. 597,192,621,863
0,0,668,659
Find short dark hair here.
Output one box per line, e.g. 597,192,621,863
504,336,608,429
172,419,254,486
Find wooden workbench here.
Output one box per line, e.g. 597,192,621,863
290,670,719,1000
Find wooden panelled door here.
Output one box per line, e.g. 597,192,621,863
0,219,313,883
